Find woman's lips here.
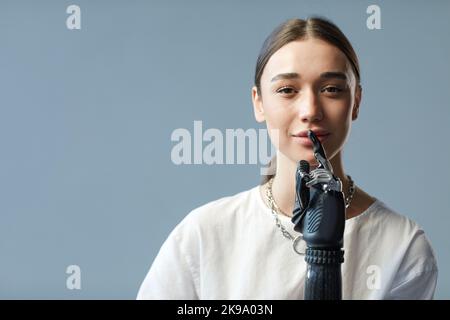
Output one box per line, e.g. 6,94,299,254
291,133,330,147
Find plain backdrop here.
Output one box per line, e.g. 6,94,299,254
1,0,449,299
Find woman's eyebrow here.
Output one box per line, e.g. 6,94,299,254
270,71,347,82
320,71,347,81
271,72,300,82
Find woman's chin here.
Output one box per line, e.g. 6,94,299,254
282,147,321,167
288,143,332,168
291,154,318,167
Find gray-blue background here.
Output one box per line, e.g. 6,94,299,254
1,0,449,299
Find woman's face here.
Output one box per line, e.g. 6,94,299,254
252,38,361,167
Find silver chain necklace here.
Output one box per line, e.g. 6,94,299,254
265,175,355,255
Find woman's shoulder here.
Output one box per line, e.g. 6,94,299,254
358,197,438,271
194,186,258,214
175,185,262,233
357,197,433,253
361,198,424,235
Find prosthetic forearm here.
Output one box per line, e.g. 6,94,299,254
291,130,346,300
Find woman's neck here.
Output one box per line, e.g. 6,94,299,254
270,150,353,217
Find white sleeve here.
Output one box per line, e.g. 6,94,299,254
386,230,438,300
136,226,199,300
387,268,438,300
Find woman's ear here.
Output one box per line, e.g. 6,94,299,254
252,86,265,123
352,84,362,121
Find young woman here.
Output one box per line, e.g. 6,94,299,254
137,17,438,299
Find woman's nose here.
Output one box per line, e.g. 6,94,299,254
297,89,323,122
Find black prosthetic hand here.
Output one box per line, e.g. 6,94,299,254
291,130,346,300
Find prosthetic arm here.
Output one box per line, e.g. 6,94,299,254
291,130,346,300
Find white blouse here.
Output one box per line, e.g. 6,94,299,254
137,185,438,299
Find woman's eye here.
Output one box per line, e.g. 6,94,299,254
322,86,342,93
277,87,297,95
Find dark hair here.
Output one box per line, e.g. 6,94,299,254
255,17,361,184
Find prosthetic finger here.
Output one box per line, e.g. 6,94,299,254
307,130,333,172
